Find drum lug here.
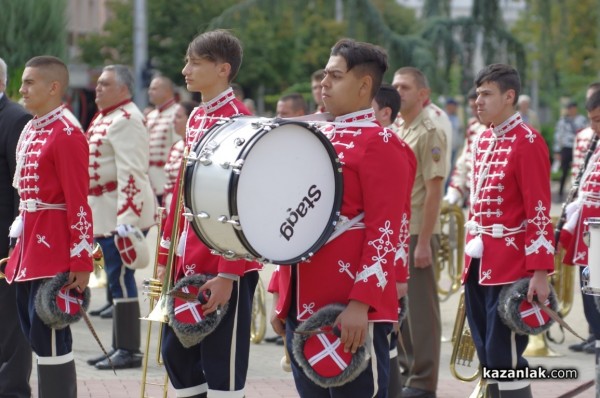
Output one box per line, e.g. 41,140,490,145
197,211,210,219
199,155,212,166
234,137,245,146
223,250,237,259
217,215,242,230
182,212,194,221
231,159,244,174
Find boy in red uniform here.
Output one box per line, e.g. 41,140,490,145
270,38,416,398
157,30,260,398
6,56,93,398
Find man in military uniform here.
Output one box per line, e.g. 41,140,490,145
146,75,180,204
86,65,156,369
393,66,448,398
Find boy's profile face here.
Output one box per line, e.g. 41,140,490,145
321,55,363,117
182,54,225,93
475,81,515,126
20,67,55,116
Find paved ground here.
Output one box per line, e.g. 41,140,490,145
27,199,598,397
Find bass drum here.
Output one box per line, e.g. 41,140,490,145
184,116,343,264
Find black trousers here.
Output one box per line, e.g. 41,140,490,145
559,146,573,197
0,279,32,398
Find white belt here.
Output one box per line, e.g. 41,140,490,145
465,220,525,238
326,213,365,243
19,199,67,212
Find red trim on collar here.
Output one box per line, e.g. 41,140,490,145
100,99,132,116
158,98,177,113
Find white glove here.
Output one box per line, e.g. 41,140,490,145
116,224,135,237
443,187,462,206
565,200,581,220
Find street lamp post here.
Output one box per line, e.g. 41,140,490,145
133,0,148,108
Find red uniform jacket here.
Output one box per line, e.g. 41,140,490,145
563,140,600,266
269,109,416,322
158,88,261,280
6,106,93,282
462,112,554,285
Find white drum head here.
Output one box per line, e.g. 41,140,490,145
234,122,340,263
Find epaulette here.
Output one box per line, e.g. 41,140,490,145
422,117,435,132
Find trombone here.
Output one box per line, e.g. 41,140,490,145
140,147,189,398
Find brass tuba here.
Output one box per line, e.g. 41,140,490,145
250,276,267,344
449,290,480,383
0,257,7,279
550,216,575,320
435,203,465,301
140,147,189,398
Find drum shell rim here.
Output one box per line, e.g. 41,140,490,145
183,118,233,255
229,119,343,264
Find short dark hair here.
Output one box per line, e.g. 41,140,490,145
25,55,69,94
187,29,243,82
586,90,600,113
475,64,521,106
394,66,429,89
373,84,400,122
588,82,600,95
311,69,325,82
179,100,199,117
279,93,308,115
330,38,388,98
467,87,477,100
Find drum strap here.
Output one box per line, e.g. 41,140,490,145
326,213,365,244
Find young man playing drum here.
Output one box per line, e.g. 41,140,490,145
269,38,416,398
156,30,261,398
464,64,554,398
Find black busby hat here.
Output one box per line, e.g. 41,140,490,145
167,273,228,348
498,278,558,335
34,273,90,330
291,303,369,388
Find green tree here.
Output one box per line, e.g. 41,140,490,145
78,0,237,85
512,0,599,104
0,0,67,98
421,0,526,95
209,0,427,105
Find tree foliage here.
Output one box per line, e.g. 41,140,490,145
512,0,599,104
78,0,238,86
421,0,526,95
208,0,428,101
0,0,67,97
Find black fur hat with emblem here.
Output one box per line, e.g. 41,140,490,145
292,303,369,388
167,273,228,348
34,272,91,330
498,277,558,335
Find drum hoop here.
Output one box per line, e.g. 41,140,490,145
183,118,234,252
229,119,343,264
